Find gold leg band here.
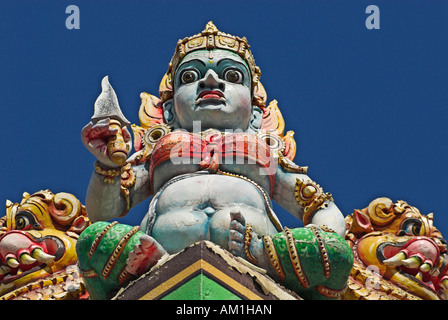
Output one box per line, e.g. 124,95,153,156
310,226,331,278
262,235,285,282
284,227,309,288
102,226,140,279
244,224,258,265
88,221,118,259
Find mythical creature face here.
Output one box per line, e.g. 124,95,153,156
169,49,253,132
345,197,447,300
0,190,90,298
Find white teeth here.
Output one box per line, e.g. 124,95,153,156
415,272,423,281
383,251,407,266
6,258,19,269
19,253,37,265
420,263,431,273
441,279,448,291
31,248,55,264
402,256,422,269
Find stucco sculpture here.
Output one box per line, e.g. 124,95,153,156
77,21,353,300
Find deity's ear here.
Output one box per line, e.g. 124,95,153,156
248,105,263,133
162,99,175,125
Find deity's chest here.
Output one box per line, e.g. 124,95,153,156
148,130,279,195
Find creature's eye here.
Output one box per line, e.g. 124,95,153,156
15,212,40,230
400,219,423,236
223,69,243,84
180,70,199,84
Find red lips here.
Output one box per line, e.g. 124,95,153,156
197,90,224,100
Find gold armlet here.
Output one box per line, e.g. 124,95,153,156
294,178,333,225
243,224,258,265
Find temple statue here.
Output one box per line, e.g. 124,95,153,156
77,21,354,300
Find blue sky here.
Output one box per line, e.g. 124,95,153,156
1,1,447,237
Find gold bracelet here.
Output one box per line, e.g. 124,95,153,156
94,161,122,184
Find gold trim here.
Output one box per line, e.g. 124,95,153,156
316,284,346,299
89,221,118,259
138,259,263,300
302,193,334,225
262,235,285,281
102,226,140,279
80,268,98,278
278,154,307,174
294,178,334,225
284,227,309,288
0,266,86,300
294,178,323,208
310,226,331,278
119,186,131,217
118,266,131,284
94,161,122,184
244,224,258,265
121,163,136,189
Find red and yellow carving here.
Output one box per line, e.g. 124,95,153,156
344,197,447,300
0,190,90,300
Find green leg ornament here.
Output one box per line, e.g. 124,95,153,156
263,226,353,299
76,221,166,300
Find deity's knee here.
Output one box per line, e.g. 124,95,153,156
76,221,146,300
262,226,354,300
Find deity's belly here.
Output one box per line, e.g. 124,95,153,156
149,174,278,254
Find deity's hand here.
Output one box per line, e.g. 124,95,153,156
228,209,246,257
81,118,132,168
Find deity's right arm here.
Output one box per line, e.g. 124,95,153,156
81,119,151,222
85,160,151,222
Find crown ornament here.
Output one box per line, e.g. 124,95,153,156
160,21,264,106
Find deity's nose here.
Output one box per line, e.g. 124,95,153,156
198,70,225,91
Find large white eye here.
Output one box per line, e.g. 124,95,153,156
400,218,423,236
14,211,41,230
223,69,243,83
180,70,199,84
15,215,30,230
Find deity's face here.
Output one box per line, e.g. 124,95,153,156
171,49,253,131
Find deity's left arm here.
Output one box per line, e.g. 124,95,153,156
272,166,346,237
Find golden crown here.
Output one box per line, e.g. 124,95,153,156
168,21,260,83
